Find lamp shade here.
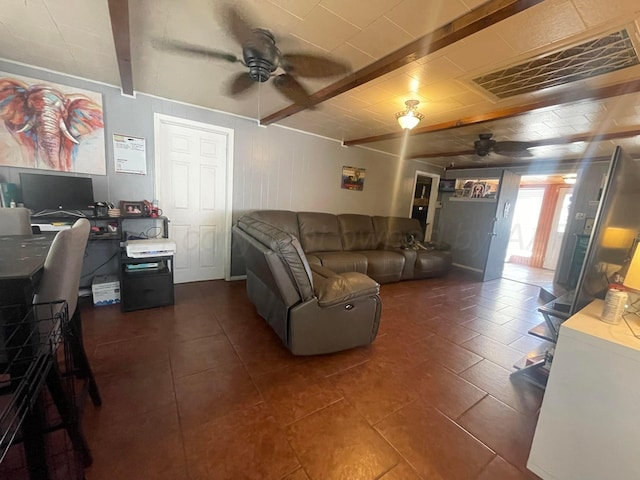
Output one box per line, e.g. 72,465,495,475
601,227,636,249
624,247,640,291
395,100,424,130
397,113,421,130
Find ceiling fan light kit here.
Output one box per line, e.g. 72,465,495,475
396,100,424,130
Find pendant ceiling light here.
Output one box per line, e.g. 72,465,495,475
395,99,424,130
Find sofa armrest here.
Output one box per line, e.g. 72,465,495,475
310,263,379,307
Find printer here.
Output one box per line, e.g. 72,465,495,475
125,238,177,258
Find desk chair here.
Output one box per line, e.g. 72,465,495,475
0,207,31,235
32,218,102,468
33,218,101,407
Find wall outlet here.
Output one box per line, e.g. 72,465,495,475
575,212,586,220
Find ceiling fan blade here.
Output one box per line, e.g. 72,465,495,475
228,72,256,96
223,5,255,46
273,74,311,106
494,140,537,153
495,148,535,158
408,150,476,159
154,39,239,63
280,53,350,78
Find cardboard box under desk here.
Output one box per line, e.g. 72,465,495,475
92,274,120,306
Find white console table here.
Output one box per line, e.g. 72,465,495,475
528,299,640,480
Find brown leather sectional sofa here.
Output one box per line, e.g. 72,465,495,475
233,210,451,355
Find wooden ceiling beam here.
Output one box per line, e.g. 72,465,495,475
445,155,612,171
406,127,640,159
346,79,640,146
259,0,545,126
108,0,134,96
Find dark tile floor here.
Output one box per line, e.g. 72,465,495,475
81,270,546,480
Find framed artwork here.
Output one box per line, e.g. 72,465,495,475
471,182,487,198
0,72,105,174
439,179,456,192
120,201,144,216
341,165,365,191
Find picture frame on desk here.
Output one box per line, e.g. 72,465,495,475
120,201,144,216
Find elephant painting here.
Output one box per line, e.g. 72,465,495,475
0,76,104,173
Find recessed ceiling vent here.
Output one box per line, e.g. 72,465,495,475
472,29,639,98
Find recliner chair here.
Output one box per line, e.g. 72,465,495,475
234,215,382,355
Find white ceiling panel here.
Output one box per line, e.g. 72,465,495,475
0,0,638,169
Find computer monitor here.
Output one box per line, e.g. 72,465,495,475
570,146,640,314
19,172,94,216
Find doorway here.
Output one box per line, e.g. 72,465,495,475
154,114,234,284
502,176,574,286
409,171,440,241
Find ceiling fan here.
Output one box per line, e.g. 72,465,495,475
473,133,536,158
155,6,350,106
407,133,540,160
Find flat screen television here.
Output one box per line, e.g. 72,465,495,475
570,146,640,315
20,172,94,215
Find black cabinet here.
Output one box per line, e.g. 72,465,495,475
118,216,174,312
120,255,174,312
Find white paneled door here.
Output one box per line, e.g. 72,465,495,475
155,114,233,284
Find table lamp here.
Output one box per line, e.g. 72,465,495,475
623,246,640,316
600,227,637,269
602,227,636,249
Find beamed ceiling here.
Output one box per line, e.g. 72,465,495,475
2,0,640,169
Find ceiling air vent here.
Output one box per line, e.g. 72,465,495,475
472,29,639,98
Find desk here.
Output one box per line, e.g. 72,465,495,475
0,235,52,306
0,235,53,478
527,299,640,479
0,234,91,479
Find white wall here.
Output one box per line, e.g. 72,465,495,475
0,59,442,216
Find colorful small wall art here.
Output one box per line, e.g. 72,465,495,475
0,72,105,175
341,165,365,191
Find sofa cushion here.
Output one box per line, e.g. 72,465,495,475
414,250,453,278
250,210,300,239
313,251,368,274
298,212,343,253
393,248,417,280
372,216,424,249
338,214,377,251
309,264,379,308
305,254,322,266
355,250,405,283
236,216,314,302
